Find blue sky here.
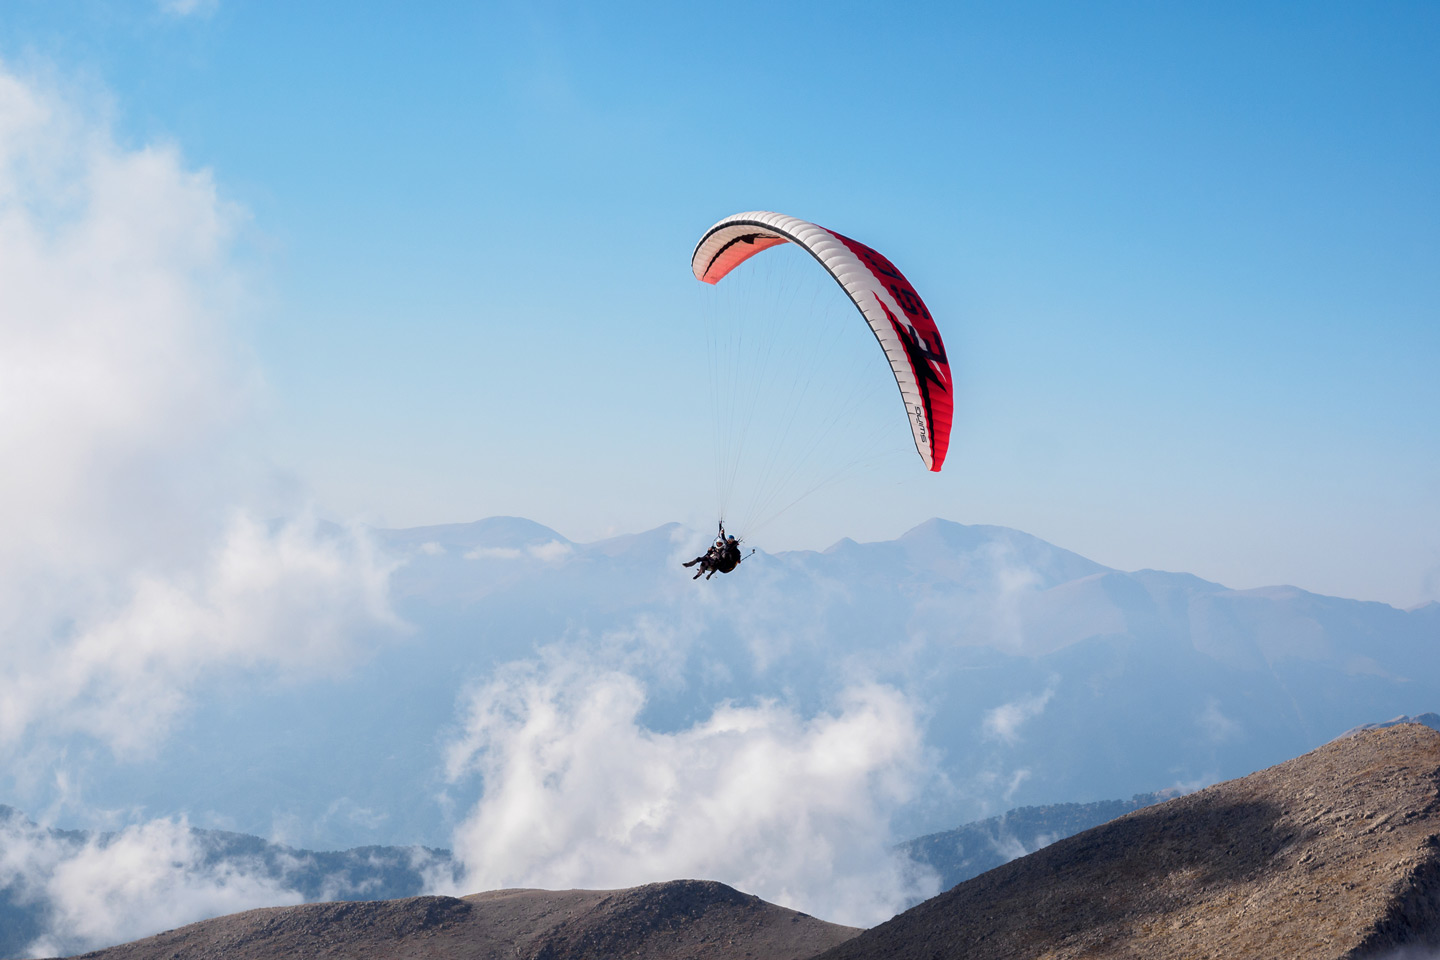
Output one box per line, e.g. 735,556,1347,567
3,0,1437,605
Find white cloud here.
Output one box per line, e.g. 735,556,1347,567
158,0,219,17
2,513,399,759
1197,698,1242,744
0,64,400,765
526,539,572,563
989,541,1043,649
440,650,939,927
986,829,1030,863
463,540,573,563
0,810,458,956
35,819,300,956
0,813,302,957
1001,767,1031,802
465,546,522,560
982,681,1057,745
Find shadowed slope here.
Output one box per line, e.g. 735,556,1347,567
55,879,859,960
817,724,1440,960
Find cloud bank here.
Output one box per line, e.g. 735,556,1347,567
983,681,1056,745
0,807,456,957
0,65,398,774
1,814,302,957
441,648,940,927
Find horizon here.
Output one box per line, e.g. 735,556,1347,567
363,512,1439,610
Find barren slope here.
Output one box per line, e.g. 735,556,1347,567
818,723,1440,960
56,879,859,960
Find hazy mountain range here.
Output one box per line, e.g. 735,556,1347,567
896,792,1173,892
7,516,1435,851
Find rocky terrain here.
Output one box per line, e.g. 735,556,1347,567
51,880,859,960
818,723,1440,960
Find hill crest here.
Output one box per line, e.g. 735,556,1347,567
55,879,860,960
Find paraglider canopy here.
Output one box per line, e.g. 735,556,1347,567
692,211,953,472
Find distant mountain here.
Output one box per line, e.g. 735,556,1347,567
6,518,1437,852
897,792,1174,893
817,723,1440,960
380,516,572,552
46,880,860,960
0,806,452,959
1340,711,1440,736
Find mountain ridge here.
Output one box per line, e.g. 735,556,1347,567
7,515,1436,860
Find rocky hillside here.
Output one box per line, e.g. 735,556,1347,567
53,880,859,960
818,723,1440,960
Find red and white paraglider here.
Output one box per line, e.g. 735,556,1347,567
692,211,953,472
682,211,953,580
